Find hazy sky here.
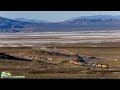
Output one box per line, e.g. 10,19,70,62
1,11,120,22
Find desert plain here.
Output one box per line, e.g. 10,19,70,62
0,30,120,79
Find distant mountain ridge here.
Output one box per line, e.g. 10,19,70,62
0,15,120,33
14,15,120,23
14,18,48,23
66,15,120,21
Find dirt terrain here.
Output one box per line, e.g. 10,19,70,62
0,43,120,79
0,31,120,79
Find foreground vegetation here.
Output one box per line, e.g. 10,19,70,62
0,45,120,79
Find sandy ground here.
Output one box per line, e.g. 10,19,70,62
0,30,120,47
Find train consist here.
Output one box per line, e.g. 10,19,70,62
70,55,109,69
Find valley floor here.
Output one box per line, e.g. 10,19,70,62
0,31,120,79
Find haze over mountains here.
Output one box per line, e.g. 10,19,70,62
14,18,49,23
66,15,120,20
0,15,120,33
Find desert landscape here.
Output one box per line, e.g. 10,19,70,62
1,12,120,79
0,30,120,79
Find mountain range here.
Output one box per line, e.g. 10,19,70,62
0,15,120,33
14,18,48,23
66,15,120,21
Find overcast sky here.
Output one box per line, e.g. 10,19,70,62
0,11,120,22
